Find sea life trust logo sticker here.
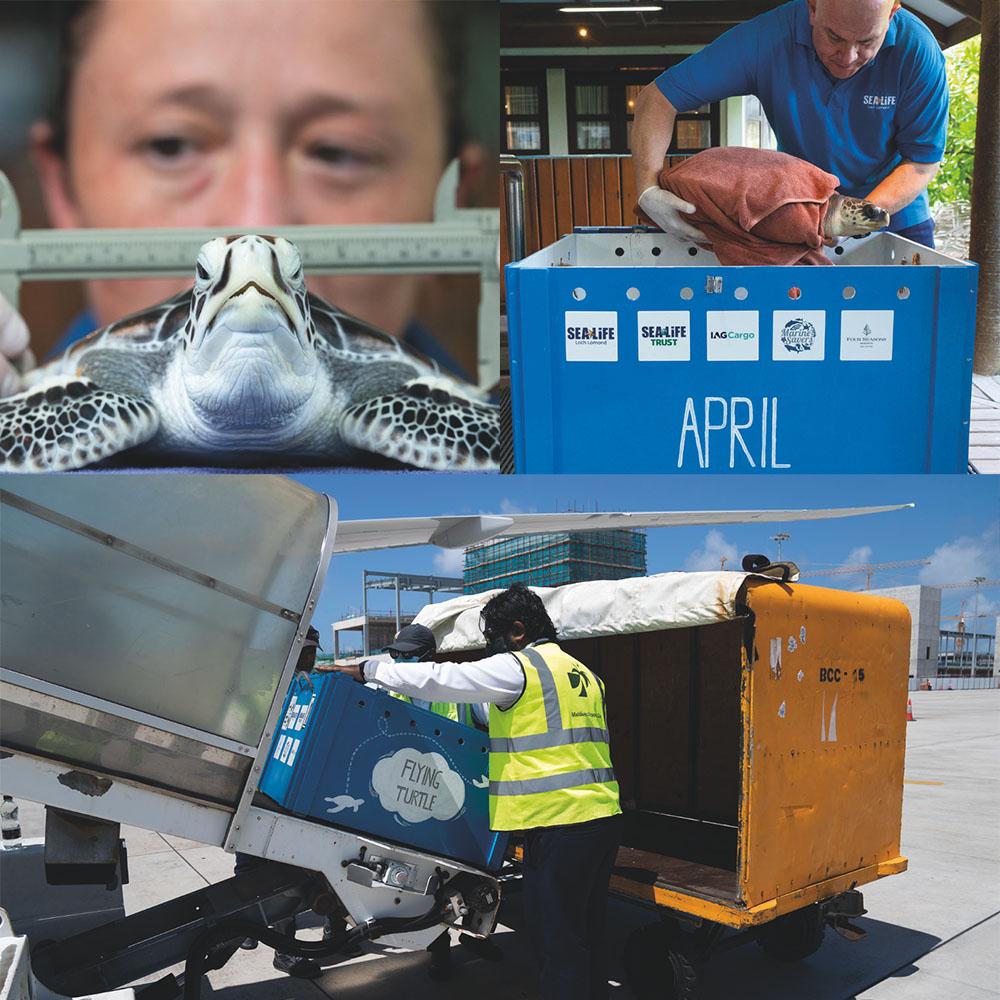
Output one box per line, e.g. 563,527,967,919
773,311,825,360
840,311,893,361
371,748,466,824
565,311,618,362
638,312,690,361
706,312,758,361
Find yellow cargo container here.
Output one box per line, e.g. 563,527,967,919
416,570,911,998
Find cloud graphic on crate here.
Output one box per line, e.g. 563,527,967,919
371,748,466,824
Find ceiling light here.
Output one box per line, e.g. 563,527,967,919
579,26,588,36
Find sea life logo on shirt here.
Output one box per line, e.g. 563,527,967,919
840,310,894,361
706,311,759,361
863,94,897,108
773,311,826,360
638,311,690,361
565,311,618,362
371,748,466,824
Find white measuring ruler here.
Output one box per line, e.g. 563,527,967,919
0,171,500,387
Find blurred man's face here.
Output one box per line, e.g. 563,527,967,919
36,0,448,335
807,0,900,80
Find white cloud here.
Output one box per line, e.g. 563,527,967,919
684,529,738,571
497,498,536,516
433,547,465,576
919,523,1000,587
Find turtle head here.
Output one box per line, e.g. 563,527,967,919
180,235,320,429
824,194,890,239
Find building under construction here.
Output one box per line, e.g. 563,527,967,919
463,528,647,594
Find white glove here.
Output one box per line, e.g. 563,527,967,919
637,186,707,243
0,293,34,397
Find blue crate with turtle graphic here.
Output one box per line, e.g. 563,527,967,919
260,671,507,870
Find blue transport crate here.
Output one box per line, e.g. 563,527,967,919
260,672,507,871
504,229,978,473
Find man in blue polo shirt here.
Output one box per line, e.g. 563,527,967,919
632,0,947,248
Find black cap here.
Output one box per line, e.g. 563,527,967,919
387,624,436,656
301,626,323,651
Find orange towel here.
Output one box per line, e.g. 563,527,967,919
636,147,841,266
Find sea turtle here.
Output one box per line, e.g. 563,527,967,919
0,235,500,472
822,193,890,238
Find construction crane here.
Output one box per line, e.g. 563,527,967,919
937,578,1000,589
800,559,931,591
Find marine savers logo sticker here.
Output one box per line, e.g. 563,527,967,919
371,748,466,824
565,311,618,362
840,311,893,361
772,311,826,360
706,311,758,361
638,311,690,361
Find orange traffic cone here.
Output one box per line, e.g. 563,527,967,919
906,698,915,722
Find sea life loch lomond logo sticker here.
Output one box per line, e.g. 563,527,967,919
565,311,618,362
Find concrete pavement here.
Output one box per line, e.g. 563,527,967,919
10,688,1000,999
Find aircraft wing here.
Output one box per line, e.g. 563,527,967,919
332,504,913,554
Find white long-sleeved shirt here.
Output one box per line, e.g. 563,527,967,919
364,651,526,712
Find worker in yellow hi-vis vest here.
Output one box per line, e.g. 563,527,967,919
330,586,623,1000
381,623,495,981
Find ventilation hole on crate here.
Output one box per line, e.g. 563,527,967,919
409,720,416,727
687,247,698,257
458,738,465,745
734,286,748,300
680,287,694,300
572,287,586,301
384,710,391,717
626,287,640,301
652,246,662,257
834,245,845,255
842,286,856,299
434,729,441,736
614,246,625,257
358,700,365,707
788,286,802,300
897,286,910,299
481,746,488,753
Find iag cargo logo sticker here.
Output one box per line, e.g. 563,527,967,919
773,311,826,360
706,312,759,361
370,748,466,824
638,311,690,361
565,311,618,362
840,311,893,361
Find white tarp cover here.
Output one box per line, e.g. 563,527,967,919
413,571,763,653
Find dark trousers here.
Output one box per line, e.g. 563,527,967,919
521,811,624,1000
891,218,935,249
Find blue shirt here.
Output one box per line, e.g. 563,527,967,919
654,0,948,230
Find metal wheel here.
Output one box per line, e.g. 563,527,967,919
624,922,700,1000
756,904,826,962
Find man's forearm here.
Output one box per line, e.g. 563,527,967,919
631,84,679,193
865,159,940,217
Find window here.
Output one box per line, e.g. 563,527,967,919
744,94,777,150
567,69,715,155
502,72,549,154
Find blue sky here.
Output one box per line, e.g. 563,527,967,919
292,474,999,651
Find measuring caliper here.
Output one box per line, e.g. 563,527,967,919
0,170,500,388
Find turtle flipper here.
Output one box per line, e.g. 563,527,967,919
340,377,499,471
0,376,159,472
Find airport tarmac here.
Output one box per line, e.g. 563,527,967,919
10,688,1000,1000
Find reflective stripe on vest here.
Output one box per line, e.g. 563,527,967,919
390,691,471,726
488,643,620,830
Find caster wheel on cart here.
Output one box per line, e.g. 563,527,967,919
624,922,700,1000
756,904,826,962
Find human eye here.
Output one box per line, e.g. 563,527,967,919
136,134,202,168
306,141,378,169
